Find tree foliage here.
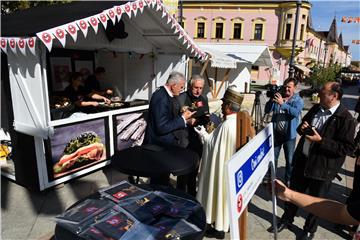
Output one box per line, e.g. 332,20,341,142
1,1,71,15
308,63,342,87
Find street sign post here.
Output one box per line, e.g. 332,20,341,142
226,123,277,239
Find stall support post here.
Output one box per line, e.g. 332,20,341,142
215,68,231,98
236,111,256,240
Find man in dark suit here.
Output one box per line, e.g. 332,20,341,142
145,71,194,146
268,82,355,240
145,71,195,185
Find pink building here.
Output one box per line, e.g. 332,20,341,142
182,0,350,84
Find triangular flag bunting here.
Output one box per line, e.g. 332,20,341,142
186,42,191,49
9,38,17,54
115,6,123,22
106,9,116,25
178,30,184,40
171,18,176,29
76,19,89,38
27,37,36,55
174,24,180,34
131,1,138,17
151,0,156,8
36,31,53,51
144,0,151,7
17,38,27,55
191,47,195,54
50,27,67,47
156,0,163,11
183,36,188,45
0,38,7,54
65,23,78,42
88,16,99,34
98,13,108,30
167,14,172,24
138,0,145,13
124,3,132,18
161,8,167,18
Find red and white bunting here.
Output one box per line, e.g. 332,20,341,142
144,0,151,7
27,37,36,55
17,38,27,55
151,0,157,8
76,19,89,38
156,0,163,11
65,23,78,42
167,14,172,24
131,1,138,17
98,13,108,30
36,31,53,51
171,18,177,29
106,8,116,25
183,36,188,45
161,8,167,18
174,24,180,34
9,38,18,54
123,3,132,18
50,27,67,47
137,0,145,13
0,38,7,54
178,31,184,40
186,42,191,49
115,6,123,22
88,16,100,34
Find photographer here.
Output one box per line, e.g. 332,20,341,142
264,77,304,185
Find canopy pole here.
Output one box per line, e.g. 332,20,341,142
204,69,215,99
215,68,231,99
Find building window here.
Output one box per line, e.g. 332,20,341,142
197,22,205,38
233,23,242,39
254,23,263,40
300,24,304,40
287,14,293,19
215,22,224,39
285,23,291,40
302,14,306,19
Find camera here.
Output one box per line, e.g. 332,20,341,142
266,85,286,99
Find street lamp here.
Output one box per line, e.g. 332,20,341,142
288,0,302,78
323,43,328,68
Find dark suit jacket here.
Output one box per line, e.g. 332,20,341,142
293,103,355,181
145,87,186,146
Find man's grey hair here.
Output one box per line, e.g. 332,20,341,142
190,74,205,86
166,71,185,85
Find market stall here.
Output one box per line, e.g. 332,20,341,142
0,0,207,191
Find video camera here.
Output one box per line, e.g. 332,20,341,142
266,85,286,99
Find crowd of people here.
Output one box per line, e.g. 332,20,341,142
144,71,359,239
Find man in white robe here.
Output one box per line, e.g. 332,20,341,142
195,87,244,239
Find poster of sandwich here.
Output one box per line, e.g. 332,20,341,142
47,118,109,179
114,112,147,151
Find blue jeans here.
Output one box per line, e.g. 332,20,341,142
274,138,296,183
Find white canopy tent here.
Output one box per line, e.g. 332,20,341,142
197,43,273,98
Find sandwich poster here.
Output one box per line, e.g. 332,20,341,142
114,112,147,151
47,118,109,179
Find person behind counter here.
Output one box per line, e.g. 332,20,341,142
84,67,113,96
64,72,111,110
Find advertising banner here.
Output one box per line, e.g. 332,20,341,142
226,123,276,239
46,118,109,179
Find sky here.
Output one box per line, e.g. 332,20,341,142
310,0,360,61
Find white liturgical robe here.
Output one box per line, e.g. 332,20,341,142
196,113,237,232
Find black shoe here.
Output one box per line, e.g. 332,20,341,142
267,220,289,233
205,226,225,239
299,231,314,240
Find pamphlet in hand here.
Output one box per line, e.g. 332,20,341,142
152,216,201,239
98,180,149,204
154,191,200,218
121,193,172,224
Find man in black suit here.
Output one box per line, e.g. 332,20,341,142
145,71,195,146
145,71,195,185
268,82,355,240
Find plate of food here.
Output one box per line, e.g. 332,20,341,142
98,102,125,109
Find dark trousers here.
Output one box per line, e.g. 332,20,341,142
176,166,199,197
281,158,331,234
